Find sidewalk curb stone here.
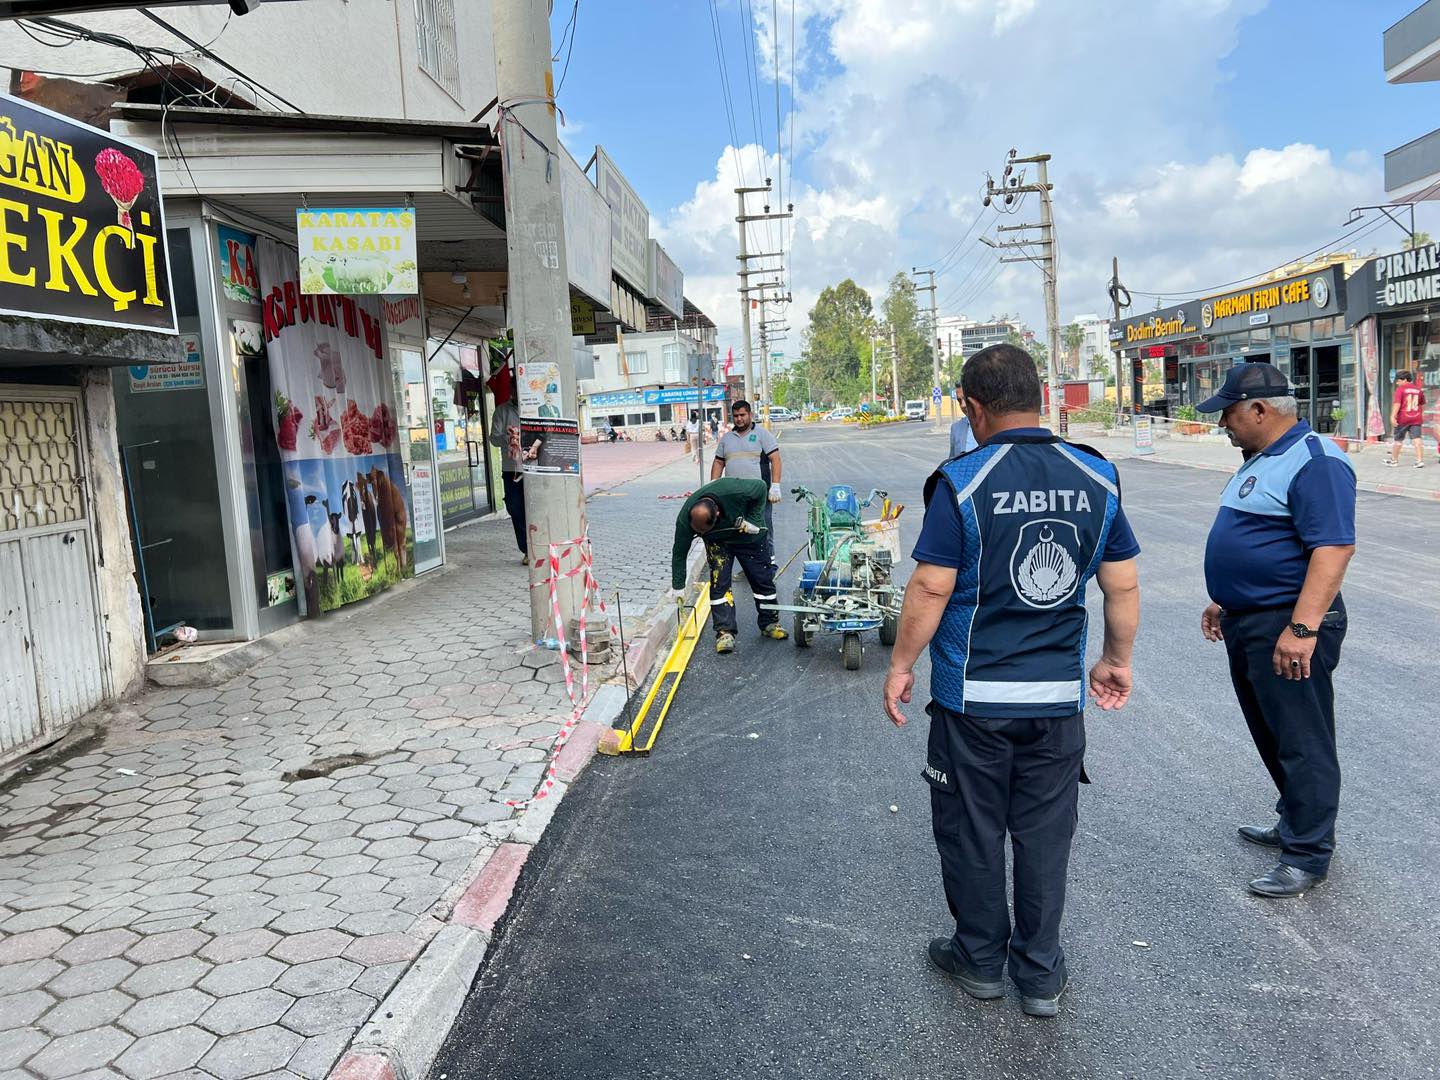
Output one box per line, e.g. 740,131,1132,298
326,674,630,1080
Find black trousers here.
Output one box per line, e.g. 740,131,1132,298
1221,599,1346,876
925,702,1084,996
502,471,527,555
707,540,779,635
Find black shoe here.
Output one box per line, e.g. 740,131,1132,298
1238,824,1281,848
1020,975,1069,1018
926,938,1003,1000
1248,863,1325,898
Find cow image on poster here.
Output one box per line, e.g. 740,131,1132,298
368,466,409,576
357,471,379,568
340,478,365,566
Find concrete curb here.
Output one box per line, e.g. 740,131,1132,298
327,677,629,1080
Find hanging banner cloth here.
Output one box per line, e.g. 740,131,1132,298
258,236,413,614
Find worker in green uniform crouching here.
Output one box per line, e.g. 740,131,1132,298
669,477,789,654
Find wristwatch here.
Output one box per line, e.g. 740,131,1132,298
1288,621,1316,639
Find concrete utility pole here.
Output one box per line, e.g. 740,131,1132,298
912,267,940,426
984,150,1062,430
890,324,900,413
869,331,878,404
492,1,586,642
735,182,792,404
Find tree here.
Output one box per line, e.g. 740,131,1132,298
771,371,797,409
1087,353,1110,381
800,279,874,405
1005,329,1048,374
1063,323,1085,377
1404,231,1433,251
880,273,933,400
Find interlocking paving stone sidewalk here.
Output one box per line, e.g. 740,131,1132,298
0,476,684,1080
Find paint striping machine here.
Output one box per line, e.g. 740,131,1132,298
762,484,905,671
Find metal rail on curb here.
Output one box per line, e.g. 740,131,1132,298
600,584,713,756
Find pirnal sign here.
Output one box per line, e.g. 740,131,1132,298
594,146,650,293
295,208,418,295
647,239,683,318
0,91,176,332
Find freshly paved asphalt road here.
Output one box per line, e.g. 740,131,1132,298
433,422,1440,1080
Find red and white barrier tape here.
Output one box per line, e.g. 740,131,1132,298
506,534,616,809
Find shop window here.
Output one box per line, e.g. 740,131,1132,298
414,0,460,98
624,350,650,374
641,411,658,424
428,340,491,528
1312,318,1334,340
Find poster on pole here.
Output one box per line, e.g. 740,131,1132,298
516,360,565,418
519,418,581,476
258,237,412,616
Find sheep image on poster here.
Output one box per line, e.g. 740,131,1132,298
260,237,414,615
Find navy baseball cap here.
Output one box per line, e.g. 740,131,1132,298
1197,362,1292,414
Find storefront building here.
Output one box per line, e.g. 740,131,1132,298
98,104,519,649
1344,243,1440,449
1,92,185,760
581,324,725,435
1112,265,1356,434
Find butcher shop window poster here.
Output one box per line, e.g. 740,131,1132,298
258,237,413,616
0,91,176,331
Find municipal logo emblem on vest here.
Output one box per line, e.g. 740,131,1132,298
1010,519,1081,609
1239,476,1256,497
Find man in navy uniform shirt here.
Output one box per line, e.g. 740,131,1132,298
883,344,1141,1018
1198,363,1356,898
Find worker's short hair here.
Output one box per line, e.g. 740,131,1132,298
961,344,1043,415
691,497,719,528
731,399,752,412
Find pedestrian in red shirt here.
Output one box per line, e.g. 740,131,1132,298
1387,371,1427,469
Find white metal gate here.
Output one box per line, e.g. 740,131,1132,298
0,389,109,757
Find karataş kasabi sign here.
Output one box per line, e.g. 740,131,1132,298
0,92,175,332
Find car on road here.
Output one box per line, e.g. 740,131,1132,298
765,406,798,422
904,399,927,421
825,406,855,421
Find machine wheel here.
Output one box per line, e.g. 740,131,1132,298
879,615,898,647
792,590,813,647
842,632,862,670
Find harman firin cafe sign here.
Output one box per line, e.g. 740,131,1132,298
0,92,175,332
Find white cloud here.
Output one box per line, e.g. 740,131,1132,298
660,0,1392,362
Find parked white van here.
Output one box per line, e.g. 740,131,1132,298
904,399,927,421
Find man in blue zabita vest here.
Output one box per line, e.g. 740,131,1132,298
883,344,1142,1018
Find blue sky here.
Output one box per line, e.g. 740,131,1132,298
552,1,1440,358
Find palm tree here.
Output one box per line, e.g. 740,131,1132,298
1062,323,1085,378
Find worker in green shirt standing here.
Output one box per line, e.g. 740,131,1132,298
669,477,789,654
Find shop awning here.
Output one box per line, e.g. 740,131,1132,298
110,104,507,273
